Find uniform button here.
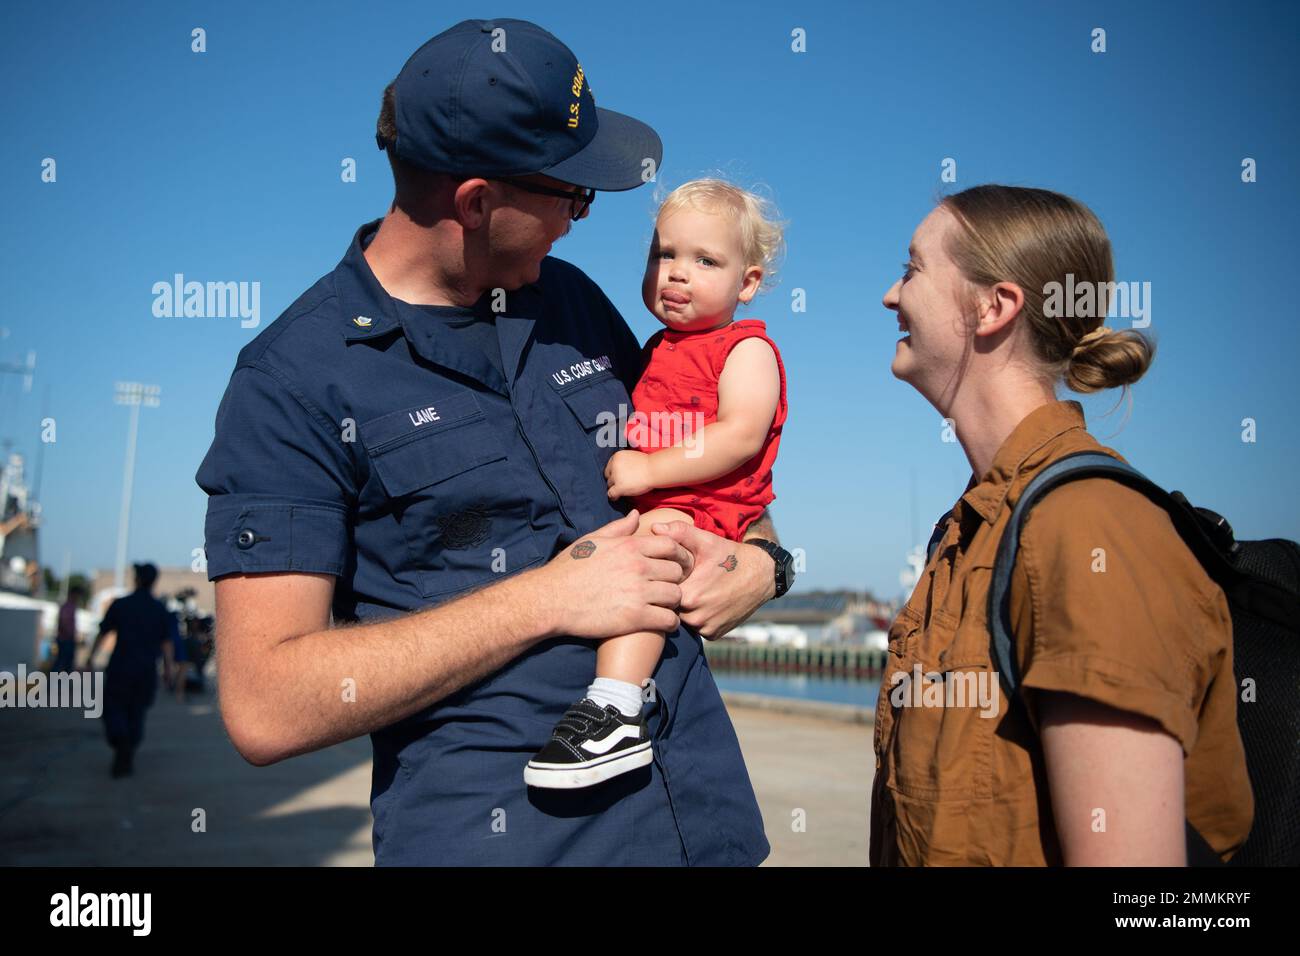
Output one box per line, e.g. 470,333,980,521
236,529,257,549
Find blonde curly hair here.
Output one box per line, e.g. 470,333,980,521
653,178,788,294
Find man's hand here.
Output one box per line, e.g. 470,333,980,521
85,633,106,671
535,509,694,639
604,450,655,499
649,520,776,640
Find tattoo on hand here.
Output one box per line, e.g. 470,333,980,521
719,554,737,572
571,540,597,559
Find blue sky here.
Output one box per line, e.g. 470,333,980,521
2,0,1297,600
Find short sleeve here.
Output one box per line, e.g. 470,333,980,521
98,598,120,636
195,362,356,580
1009,478,1230,754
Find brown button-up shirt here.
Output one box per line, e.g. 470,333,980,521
870,400,1253,865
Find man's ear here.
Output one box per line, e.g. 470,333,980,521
452,178,492,230
974,280,1024,338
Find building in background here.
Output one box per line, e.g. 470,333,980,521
729,590,895,649
90,567,214,615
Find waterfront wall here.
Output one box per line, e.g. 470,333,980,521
704,640,889,679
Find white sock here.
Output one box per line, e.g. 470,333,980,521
586,677,644,717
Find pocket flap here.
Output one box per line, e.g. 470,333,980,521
556,373,628,430
365,416,506,498
359,392,485,452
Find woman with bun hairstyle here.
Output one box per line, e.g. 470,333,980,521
872,185,1253,866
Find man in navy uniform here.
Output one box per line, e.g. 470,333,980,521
195,19,788,865
88,562,177,778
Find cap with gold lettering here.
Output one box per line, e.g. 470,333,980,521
380,18,662,192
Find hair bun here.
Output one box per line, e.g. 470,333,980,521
1070,325,1114,358
1065,325,1155,393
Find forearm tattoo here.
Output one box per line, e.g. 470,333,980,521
571,540,596,559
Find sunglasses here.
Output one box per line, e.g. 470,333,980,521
487,177,596,221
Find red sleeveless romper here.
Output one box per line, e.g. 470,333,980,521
625,319,788,542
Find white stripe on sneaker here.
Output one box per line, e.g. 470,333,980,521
578,724,643,756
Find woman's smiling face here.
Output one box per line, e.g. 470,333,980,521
642,204,759,332
882,205,978,397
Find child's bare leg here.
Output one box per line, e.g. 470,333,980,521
522,507,696,789
595,507,696,686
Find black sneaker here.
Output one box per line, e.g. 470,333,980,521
110,746,132,779
524,698,653,789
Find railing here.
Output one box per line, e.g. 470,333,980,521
703,641,889,679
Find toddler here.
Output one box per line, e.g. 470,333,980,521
525,179,788,789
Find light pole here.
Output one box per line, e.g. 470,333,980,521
0,330,36,444
113,382,160,590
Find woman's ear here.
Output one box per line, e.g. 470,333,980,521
975,281,1025,337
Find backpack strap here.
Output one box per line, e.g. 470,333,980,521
986,451,1228,866
989,452,1171,697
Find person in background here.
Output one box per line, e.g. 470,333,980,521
160,595,187,701
53,583,85,673
87,562,176,778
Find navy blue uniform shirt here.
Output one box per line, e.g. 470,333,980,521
99,590,172,677
195,220,771,866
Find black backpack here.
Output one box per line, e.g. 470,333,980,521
926,452,1300,866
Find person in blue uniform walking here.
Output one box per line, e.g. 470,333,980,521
195,18,793,865
87,563,177,778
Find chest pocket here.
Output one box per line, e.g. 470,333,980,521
360,395,543,601
881,602,998,802
553,371,630,474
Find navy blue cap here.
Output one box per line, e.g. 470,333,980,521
384,18,662,191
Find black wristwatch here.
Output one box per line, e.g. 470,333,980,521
746,538,795,599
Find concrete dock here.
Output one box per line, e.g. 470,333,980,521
0,679,873,866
